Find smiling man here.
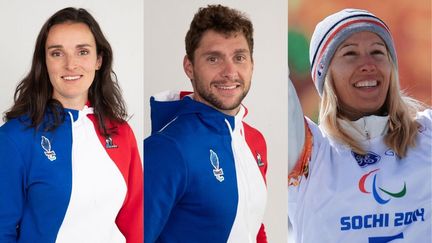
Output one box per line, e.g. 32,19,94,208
183,28,252,116
144,5,268,243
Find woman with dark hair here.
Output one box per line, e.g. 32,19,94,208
0,7,142,243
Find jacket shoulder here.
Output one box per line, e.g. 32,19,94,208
0,118,34,143
0,118,35,165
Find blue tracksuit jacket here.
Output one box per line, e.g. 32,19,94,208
144,92,268,243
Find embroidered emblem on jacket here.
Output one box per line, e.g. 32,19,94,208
256,153,264,167
351,151,381,167
105,136,118,149
210,149,224,182
384,149,395,156
41,136,56,161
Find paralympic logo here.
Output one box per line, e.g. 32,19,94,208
358,169,407,204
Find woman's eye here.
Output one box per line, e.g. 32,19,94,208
79,50,89,56
343,51,356,56
50,51,62,57
371,50,385,55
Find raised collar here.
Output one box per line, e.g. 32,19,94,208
338,115,389,141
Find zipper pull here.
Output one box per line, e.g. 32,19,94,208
365,129,370,140
363,118,370,140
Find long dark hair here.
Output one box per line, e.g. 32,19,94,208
4,7,127,137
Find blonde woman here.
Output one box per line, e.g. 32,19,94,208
288,8,431,243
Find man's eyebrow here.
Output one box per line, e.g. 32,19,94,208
201,50,223,56
233,48,249,53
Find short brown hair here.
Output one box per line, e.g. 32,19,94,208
185,4,254,62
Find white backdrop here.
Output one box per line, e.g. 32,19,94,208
0,0,144,155
144,1,288,242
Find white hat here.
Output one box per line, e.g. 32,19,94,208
309,8,397,95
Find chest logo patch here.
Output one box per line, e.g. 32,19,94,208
359,169,407,204
351,151,381,167
210,149,224,182
105,136,118,149
256,153,264,167
41,136,56,161
384,149,395,156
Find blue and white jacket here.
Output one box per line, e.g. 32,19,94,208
0,105,143,243
144,91,268,243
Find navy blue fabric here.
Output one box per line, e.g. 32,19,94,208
145,97,240,243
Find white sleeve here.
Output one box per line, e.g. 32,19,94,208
288,77,305,173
